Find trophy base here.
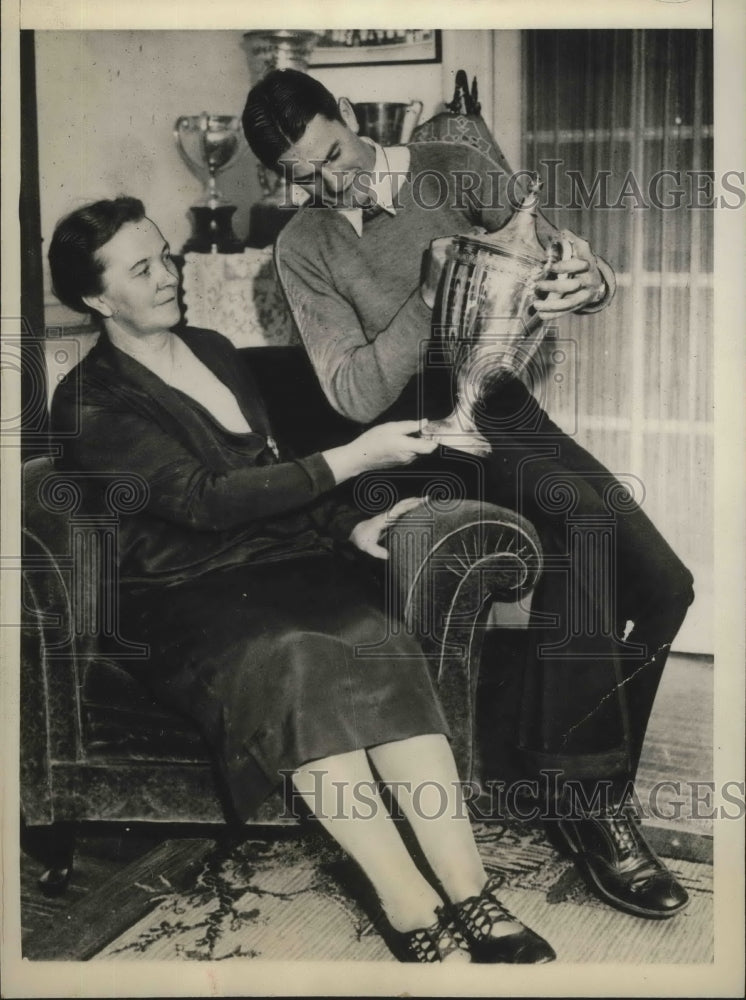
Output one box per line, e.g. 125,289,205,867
183,205,244,254
421,412,492,457
245,201,298,249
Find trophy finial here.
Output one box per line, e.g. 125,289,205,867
515,172,543,216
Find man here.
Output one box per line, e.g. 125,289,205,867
242,68,694,921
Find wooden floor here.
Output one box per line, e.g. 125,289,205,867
19,652,713,957
21,824,170,948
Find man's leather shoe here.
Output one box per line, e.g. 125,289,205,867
556,813,690,919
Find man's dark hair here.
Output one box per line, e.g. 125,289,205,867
48,196,146,314
242,68,343,172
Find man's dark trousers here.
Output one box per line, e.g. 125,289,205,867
366,374,695,808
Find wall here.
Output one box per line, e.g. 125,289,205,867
35,29,518,327
36,30,262,325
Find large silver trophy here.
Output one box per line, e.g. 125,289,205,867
422,178,572,456
174,113,246,253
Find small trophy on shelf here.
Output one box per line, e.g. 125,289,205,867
174,113,246,253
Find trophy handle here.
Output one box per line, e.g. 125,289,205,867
548,235,575,266
173,116,206,180
257,163,285,202
401,100,424,143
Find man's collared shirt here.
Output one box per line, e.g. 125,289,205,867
336,138,410,237
291,138,411,238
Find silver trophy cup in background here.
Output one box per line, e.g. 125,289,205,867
352,101,423,145
174,113,246,252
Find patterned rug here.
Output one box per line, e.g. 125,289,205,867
93,821,713,964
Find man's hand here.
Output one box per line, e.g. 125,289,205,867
533,229,607,318
422,226,607,316
349,496,424,560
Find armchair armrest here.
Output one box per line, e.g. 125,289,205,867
386,499,542,784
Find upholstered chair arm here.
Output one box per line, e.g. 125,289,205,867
386,499,543,784
20,458,149,822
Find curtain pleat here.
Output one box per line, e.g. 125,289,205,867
522,29,713,652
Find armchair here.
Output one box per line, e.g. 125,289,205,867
20,348,543,893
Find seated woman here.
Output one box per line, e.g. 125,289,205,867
47,196,555,965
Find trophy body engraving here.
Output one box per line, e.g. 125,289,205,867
423,179,571,456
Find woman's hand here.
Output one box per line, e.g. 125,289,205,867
323,420,438,484
349,496,424,560
350,420,439,470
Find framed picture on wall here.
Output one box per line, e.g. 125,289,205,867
308,29,442,67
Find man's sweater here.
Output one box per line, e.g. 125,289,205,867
275,141,570,424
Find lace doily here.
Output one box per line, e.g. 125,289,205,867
182,249,299,348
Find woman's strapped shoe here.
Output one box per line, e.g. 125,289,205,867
451,875,556,964
394,906,472,963
556,813,690,919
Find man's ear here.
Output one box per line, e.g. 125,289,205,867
338,97,359,134
82,293,113,319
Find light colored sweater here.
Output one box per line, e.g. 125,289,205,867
275,141,613,424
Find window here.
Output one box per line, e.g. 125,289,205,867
523,29,714,652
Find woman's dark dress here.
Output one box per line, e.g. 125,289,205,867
51,327,449,820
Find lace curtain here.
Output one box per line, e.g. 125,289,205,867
523,29,714,653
